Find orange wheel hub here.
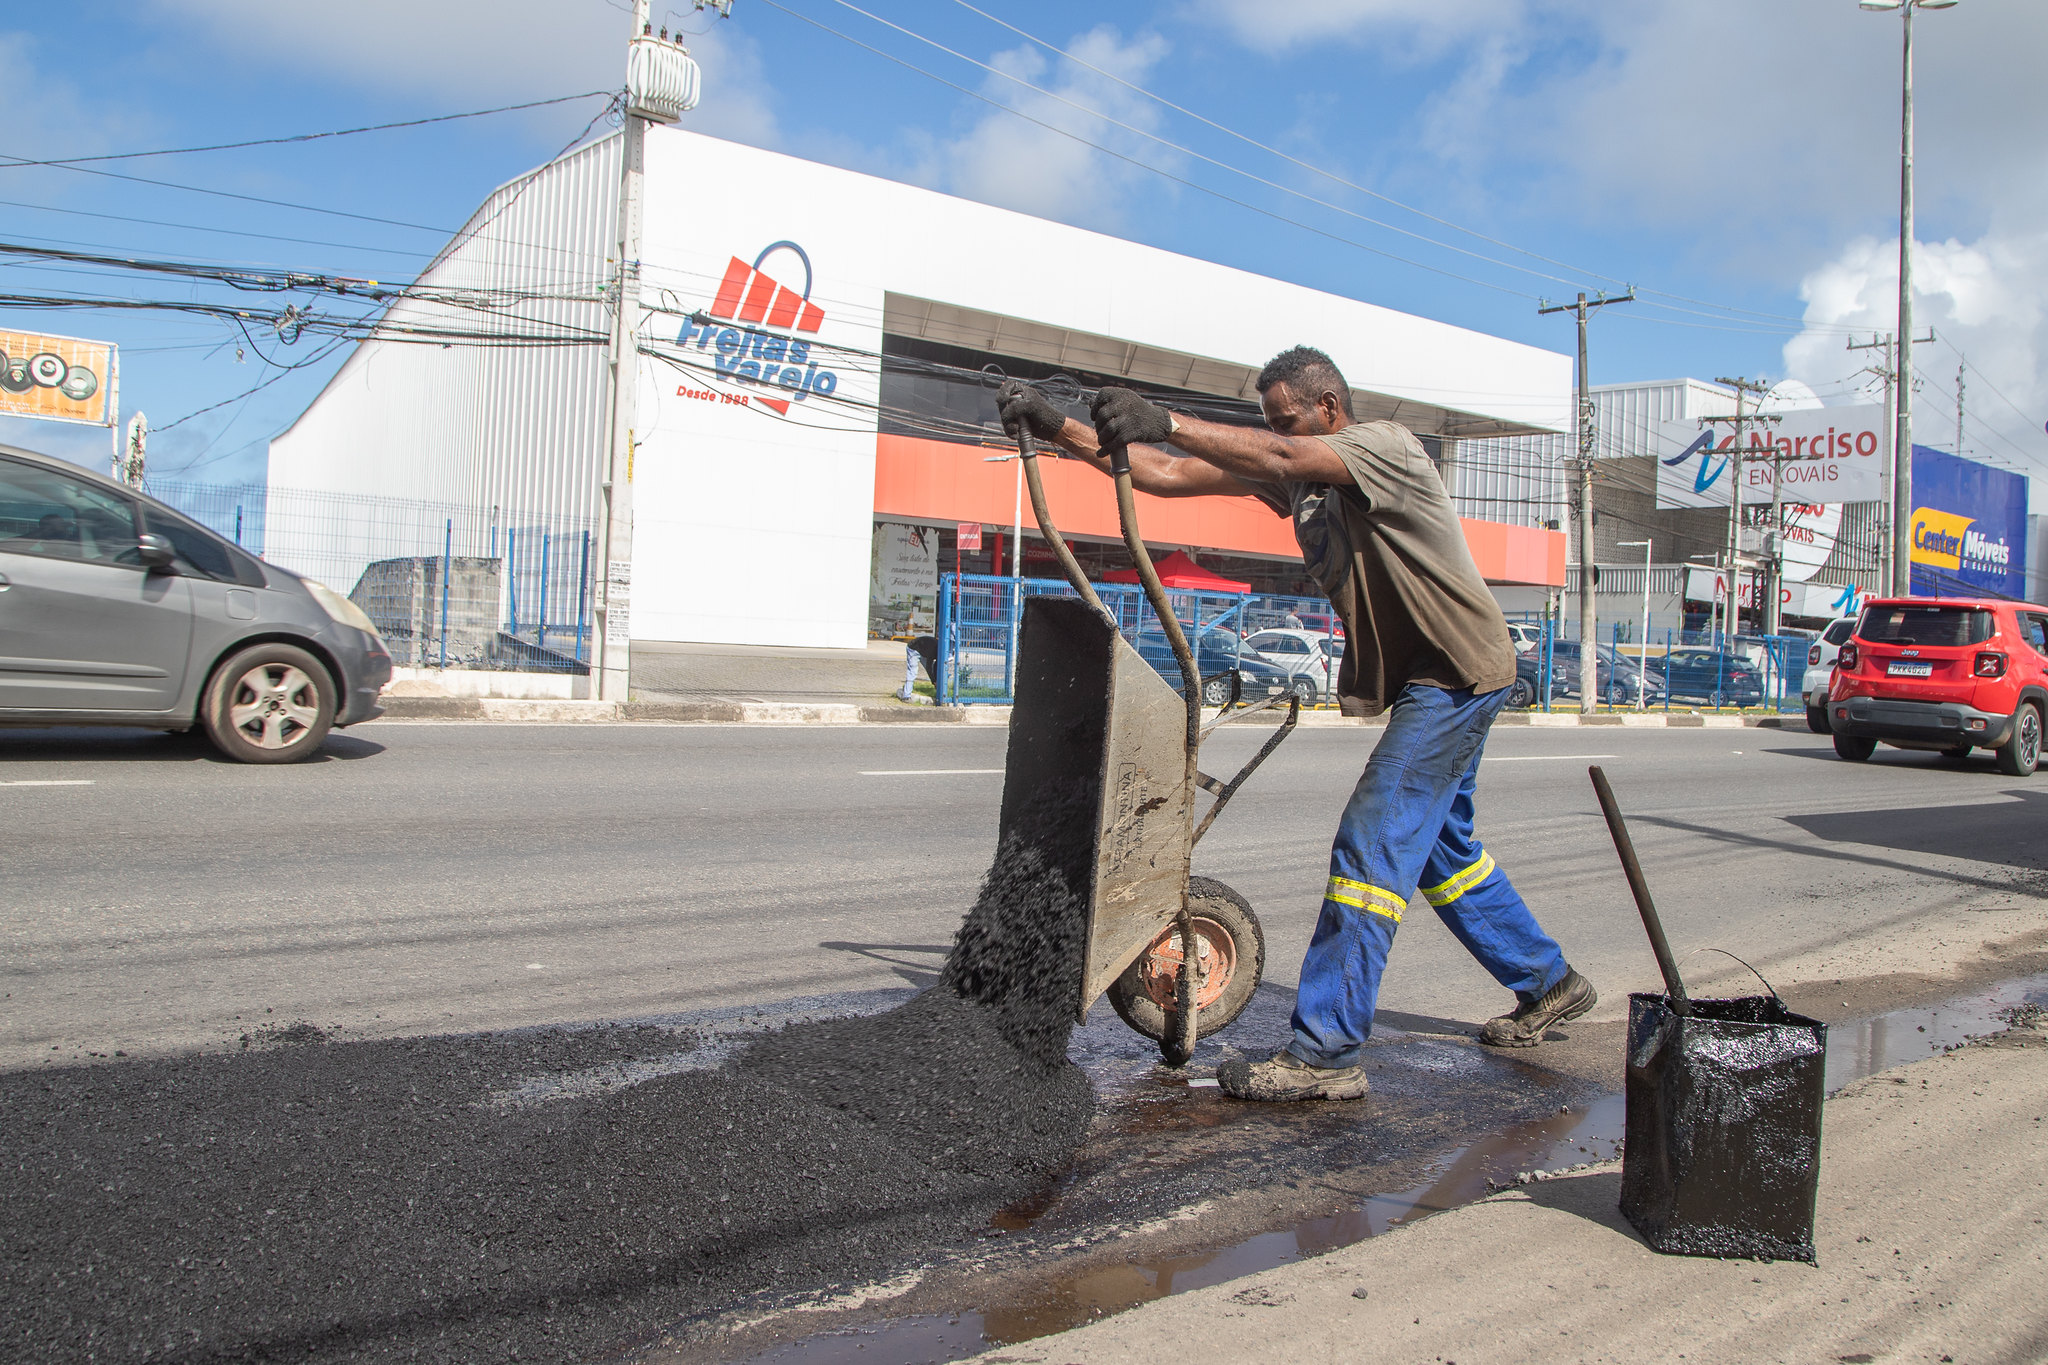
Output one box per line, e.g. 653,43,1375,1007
1136,916,1237,1011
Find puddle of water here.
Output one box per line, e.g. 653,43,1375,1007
1821,970,2048,1092
721,970,2048,1365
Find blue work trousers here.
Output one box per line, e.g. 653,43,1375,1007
1289,682,1568,1068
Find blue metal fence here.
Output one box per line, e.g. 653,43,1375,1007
1516,614,1806,714
939,575,1807,712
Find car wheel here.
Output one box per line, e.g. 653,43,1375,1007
1607,682,1628,706
1832,733,1877,763
200,643,336,764
1805,704,1832,735
1995,703,2041,778
1290,676,1318,704
1200,674,1234,707
1107,877,1265,1044
1506,678,1535,709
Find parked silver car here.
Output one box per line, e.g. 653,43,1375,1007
0,444,391,762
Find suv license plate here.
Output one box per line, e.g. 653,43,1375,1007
1887,661,1933,677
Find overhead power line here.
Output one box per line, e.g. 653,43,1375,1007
940,0,1627,291
754,0,1537,299
0,199,437,262
2,91,615,169
824,0,1593,291
930,0,1868,338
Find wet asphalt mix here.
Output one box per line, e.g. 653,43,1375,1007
3,827,1097,1365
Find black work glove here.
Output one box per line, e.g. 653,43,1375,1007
996,380,1067,443
1090,385,1174,450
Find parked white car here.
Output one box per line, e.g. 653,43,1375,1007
1506,622,1543,654
1242,628,1343,700
1801,616,1859,733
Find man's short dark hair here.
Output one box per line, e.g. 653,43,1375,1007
1256,346,1354,418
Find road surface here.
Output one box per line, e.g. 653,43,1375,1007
5,718,2043,1068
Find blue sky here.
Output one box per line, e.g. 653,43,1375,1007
2,0,2042,492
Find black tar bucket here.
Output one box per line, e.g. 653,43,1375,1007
1621,992,1827,1262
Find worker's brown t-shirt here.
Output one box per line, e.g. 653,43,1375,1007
1249,420,1517,717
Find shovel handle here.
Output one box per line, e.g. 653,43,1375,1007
1589,765,1690,1014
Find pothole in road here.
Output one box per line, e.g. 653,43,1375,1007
669,969,2048,1365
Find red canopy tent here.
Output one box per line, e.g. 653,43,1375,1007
1101,551,1251,593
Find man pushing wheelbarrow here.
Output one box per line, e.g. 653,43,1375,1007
998,346,1597,1103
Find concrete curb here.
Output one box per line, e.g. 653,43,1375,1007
374,694,1810,732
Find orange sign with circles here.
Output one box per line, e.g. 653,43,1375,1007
0,330,116,426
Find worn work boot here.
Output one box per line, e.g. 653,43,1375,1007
1216,1049,1369,1102
1479,968,1597,1048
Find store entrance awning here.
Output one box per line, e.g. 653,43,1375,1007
1101,551,1251,592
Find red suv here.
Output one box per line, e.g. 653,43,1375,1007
1827,597,2048,775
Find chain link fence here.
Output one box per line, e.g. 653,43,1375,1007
148,480,599,675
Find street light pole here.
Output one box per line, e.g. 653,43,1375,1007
1894,0,1917,599
1618,540,1653,710
1860,0,1959,597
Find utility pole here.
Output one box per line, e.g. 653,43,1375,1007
591,2,706,700
1539,288,1633,712
1848,332,1897,594
590,0,651,703
1847,328,1931,596
1955,357,1965,457
1698,377,1774,642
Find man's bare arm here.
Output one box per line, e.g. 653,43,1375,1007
1039,417,1261,499
1152,412,1352,486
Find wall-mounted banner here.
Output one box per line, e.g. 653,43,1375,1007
1908,444,2029,600
1682,567,1868,621
870,521,938,635
1656,404,1884,510
0,330,116,426
1777,502,1842,584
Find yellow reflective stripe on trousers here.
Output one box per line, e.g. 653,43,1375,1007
1326,875,1404,923
1422,851,1496,907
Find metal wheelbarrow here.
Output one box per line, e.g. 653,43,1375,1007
997,415,1301,1067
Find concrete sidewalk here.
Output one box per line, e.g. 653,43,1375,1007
972,1028,2047,1365
373,695,1806,729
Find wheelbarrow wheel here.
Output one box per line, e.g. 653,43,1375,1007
1107,877,1265,1045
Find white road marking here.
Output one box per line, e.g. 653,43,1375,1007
859,769,1004,776
1483,754,1616,762
0,779,94,787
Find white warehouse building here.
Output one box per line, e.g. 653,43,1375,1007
268,128,1575,662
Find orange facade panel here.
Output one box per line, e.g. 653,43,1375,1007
872,433,1565,587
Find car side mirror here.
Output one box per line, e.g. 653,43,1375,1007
135,532,177,573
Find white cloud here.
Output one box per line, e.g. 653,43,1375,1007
1783,230,2048,486
1183,0,1526,57
914,27,1174,234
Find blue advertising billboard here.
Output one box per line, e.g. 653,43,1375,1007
1909,445,2030,600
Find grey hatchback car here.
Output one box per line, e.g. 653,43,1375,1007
0,444,390,762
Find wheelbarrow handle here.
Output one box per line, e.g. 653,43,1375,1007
1016,432,1112,624
1589,765,1691,1014
1103,441,1202,747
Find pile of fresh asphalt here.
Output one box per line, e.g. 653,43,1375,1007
3,825,1095,1363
